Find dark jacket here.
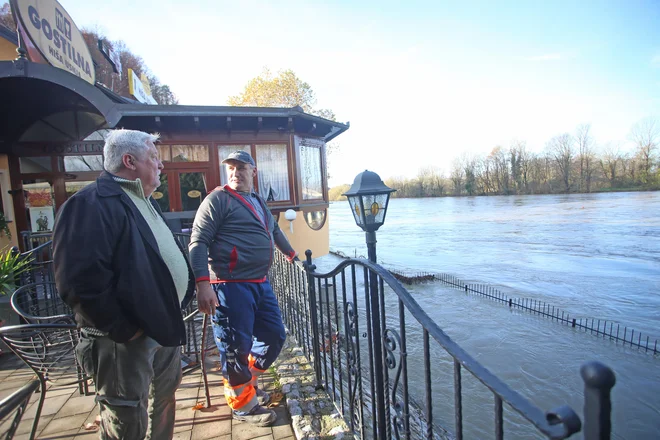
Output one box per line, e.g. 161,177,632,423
189,185,296,283
53,172,195,347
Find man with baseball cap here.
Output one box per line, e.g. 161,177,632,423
189,150,297,426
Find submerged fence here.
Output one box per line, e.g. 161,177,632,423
432,273,659,355
331,250,658,356
270,249,617,440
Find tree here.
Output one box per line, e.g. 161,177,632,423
82,29,178,105
0,3,15,31
228,68,336,120
600,143,621,187
548,133,574,192
629,118,659,185
575,124,595,192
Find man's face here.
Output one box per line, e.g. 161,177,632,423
226,160,256,192
132,140,163,197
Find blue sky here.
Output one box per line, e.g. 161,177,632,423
45,0,660,185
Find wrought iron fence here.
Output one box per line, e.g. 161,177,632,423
269,249,616,440
332,250,658,356
424,272,658,355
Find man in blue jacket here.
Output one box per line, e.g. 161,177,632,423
189,150,297,426
53,129,194,440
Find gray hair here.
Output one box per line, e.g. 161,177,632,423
103,129,160,173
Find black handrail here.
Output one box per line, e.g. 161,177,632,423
269,249,615,440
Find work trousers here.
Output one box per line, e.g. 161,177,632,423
212,281,286,412
76,332,182,440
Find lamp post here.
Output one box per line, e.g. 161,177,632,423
342,170,395,438
342,170,396,263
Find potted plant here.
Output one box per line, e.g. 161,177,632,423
0,247,34,331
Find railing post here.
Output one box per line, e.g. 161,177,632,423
304,250,323,389
366,231,387,439
581,361,616,440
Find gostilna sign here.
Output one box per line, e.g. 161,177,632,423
10,0,95,85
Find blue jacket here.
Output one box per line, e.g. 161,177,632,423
53,172,195,346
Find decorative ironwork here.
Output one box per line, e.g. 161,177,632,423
268,249,616,440
384,328,407,439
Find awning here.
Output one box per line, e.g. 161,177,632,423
0,58,121,151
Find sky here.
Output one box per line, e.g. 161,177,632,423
49,0,660,185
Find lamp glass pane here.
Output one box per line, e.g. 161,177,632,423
361,193,389,226
347,195,364,226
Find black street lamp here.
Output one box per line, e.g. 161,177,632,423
342,170,395,438
342,170,396,263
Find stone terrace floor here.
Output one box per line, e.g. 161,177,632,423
0,352,295,440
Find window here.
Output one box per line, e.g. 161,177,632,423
20,157,53,173
256,144,290,201
65,181,95,199
154,174,170,212
298,137,324,200
158,145,209,162
171,145,209,162
180,172,207,211
63,155,104,171
218,145,251,185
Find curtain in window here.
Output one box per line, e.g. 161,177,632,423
256,144,290,201
298,137,324,200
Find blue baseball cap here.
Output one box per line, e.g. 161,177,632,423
222,150,255,166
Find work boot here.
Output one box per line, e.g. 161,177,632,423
232,405,277,426
256,388,271,406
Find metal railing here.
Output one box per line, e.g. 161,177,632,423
332,249,658,356
269,249,616,440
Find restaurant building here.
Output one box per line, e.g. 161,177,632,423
0,0,349,256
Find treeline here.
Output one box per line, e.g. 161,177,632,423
330,120,659,200
0,3,177,104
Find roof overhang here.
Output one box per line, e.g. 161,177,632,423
0,58,121,150
115,104,350,142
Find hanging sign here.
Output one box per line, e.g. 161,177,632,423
10,0,96,85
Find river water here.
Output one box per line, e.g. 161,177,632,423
314,191,660,439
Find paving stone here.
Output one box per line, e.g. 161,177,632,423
191,405,233,440
55,393,97,418
39,413,88,436
173,430,193,440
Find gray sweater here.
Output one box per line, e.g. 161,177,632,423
189,186,296,283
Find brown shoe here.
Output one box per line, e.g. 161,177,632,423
232,405,277,426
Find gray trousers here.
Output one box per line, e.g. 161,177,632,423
77,333,182,440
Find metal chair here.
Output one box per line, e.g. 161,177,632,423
0,324,90,440
0,380,40,440
11,282,74,324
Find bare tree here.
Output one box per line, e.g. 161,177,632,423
629,118,659,184
548,133,574,192
600,143,621,187
575,124,594,191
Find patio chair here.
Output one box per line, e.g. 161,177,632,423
11,282,74,324
0,324,91,440
0,380,40,440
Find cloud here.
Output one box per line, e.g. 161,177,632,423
526,53,563,61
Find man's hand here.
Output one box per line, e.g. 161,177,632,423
197,282,219,315
129,329,144,341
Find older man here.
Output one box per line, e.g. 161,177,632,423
53,129,194,440
189,150,297,426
